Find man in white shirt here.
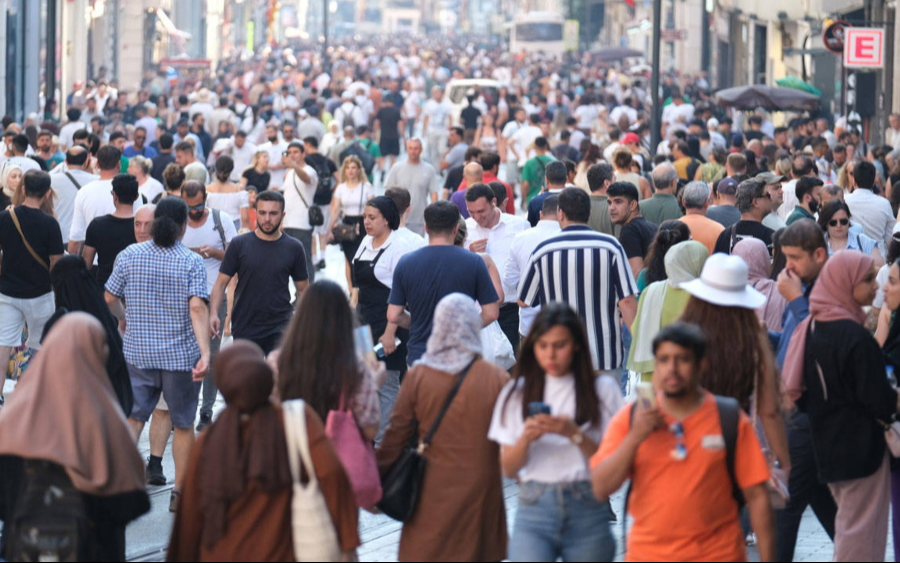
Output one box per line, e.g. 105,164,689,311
422,86,452,167
512,114,544,167
661,87,695,128
135,103,160,145
777,155,816,222
68,145,140,255
227,131,256,182
886,114,900,152
189,89,215,133
127,156,164,203
209,97,237,140
297,105,326,143
846,160,895,252
464,182,529,351
504,194,561,339
260,124,289,191
51,147,98,246
3,134,41,174
180,180,236,431
58,108,87,151
501,107,527,194
333,92,365,130
274,86,300,124
175,141,210,185
281,142,319,282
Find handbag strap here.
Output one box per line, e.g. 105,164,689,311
419,358,478,450
293,173,312,211
8,207,49,271
284,400,319,487
64,171,82,190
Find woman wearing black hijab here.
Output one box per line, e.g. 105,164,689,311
43,255,133,414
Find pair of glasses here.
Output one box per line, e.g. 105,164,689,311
757,192,772,200
187,203,205,212
829,218,850,227
670,422,687,461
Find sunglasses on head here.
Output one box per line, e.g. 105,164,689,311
829,218,849,227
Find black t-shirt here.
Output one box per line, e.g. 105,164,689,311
242,168,271,193
619,216,658,260
305,153,337,185
374,106,403,140
220,232,309,340
84,215,137,284
714,220,775,255
150,153,175,183
444,164,464,192
460,106,482,130
744,130,765,142
0,206,64,298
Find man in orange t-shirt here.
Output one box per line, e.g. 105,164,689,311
591,322,774,562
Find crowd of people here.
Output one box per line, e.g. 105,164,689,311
2,34,900,563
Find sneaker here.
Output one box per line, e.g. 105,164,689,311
196,412,212,432
315,259,326,270
146,457,166,486
169,490,181,513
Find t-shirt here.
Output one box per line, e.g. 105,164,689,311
374,106,403,140
242,168,271,193
150,153,175,183
460,106,481,130
521,155,556,202
124,145,158,159
488,374,623,483
619,216,658,259
283,167,320,230
220,232,309,340
138,178,165,204
443,142,469,171
383,161,440,233
591,393,770,562
69,179,142,243
714,220,774,255
388,245,500,364
706,205,742,229
84,215,137,284
183,210,237,293
0,206,64,298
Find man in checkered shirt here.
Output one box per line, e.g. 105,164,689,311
105,197,210,511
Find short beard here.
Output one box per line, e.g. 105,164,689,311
663,388,689,399
258,218,283,235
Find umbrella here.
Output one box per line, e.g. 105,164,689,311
590,47,644,62
775,76,823,97
714,85,821,112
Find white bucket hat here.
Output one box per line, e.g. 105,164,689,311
680,253,766,309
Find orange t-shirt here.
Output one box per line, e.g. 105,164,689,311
591,394,770,562
678,214,725,256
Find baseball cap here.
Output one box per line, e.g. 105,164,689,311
622,132,640,145
707,117,719,130
756,172,786,185
716,177,739,196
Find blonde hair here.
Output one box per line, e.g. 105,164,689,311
339,155,364,184
246,149,269,174
11,172,56,217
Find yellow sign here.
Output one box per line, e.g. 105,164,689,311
564,20,580,51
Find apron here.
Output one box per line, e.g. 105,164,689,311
353,246,409,374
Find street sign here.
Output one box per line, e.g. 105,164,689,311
844,27,885,68
660,29,687,41
822,19,850,54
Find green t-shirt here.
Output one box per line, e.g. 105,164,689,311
521,155,556,203
360,139,382,183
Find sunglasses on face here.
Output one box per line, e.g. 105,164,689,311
829,218,850,227
187,203,205,212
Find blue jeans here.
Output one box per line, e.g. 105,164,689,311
619,323,632,394
509,481,616,562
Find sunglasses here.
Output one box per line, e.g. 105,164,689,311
756,192,772,200
670,422,687,461
829,218,850,227
187,203,205,212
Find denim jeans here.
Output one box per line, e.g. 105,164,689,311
619,323,633,394
509,481,616,562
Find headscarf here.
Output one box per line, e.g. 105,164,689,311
366,195,400,231
1,162,21,198
415,293,483,374
0,313,145,496
198,340,291,549
629,241,708,373
733,238,787,331
783,250,873,404
43,255,133,414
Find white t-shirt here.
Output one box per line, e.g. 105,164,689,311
260,140,289,189
488,374,624,483
501,120,523,162
282,166,320,230
352,231,419,287
574,104,599,130
50,169,99,244
333,182,374,217
138,177,165,204
59,121,87,151
511,125,543,164
230,141,257,182
69,179,141,243
182,209,237,293
423,99,452,134
396,227,427,249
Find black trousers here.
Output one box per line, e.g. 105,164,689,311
775,410,837,562
498,303,521,357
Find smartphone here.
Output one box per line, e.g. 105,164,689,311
374,338,403,360
354,325,376,362
527,402,551,418
636,382,656,410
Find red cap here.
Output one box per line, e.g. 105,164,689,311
622,132,640,145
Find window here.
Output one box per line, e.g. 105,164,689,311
515,23,563,42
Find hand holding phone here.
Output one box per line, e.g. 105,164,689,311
527,401,551,418
636,382,656,410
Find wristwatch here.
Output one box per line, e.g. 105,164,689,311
570,429,584,446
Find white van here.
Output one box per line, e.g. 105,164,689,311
442,79,502,126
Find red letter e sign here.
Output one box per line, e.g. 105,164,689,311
844,28,885,68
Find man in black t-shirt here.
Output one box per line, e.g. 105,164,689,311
209,191,309,355
0,171,64,384
714,178,775,255
608,181,658,279
83,174,139,284
460,95,482,145
374,98,404,170
150,133,176,183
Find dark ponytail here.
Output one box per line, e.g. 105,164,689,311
152,197,188,248
644,220,692,285
215,155,234,183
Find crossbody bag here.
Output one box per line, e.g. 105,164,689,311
8,207,49,271
293,174,324,227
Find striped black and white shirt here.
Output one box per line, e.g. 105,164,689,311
518,225,637,371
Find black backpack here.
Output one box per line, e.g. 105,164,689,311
5,460,96,562
341,140,376,176
310,158,336,206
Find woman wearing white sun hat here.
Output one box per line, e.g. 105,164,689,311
679,253,791,477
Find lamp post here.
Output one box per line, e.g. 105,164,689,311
649,0,662,156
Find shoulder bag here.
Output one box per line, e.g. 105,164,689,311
8,207,49,271
293,174,324,227
325,395,382,509
377,358,478,522
331,184,365,242
282,399,342,562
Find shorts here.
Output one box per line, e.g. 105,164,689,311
380,137,400,157
313,205,331,236
506,159,521,185
0,292,55,349
128,364,201,429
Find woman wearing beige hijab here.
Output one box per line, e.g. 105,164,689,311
0,313,149,561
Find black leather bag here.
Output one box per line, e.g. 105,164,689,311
292,176,324,227
376,358,477,522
